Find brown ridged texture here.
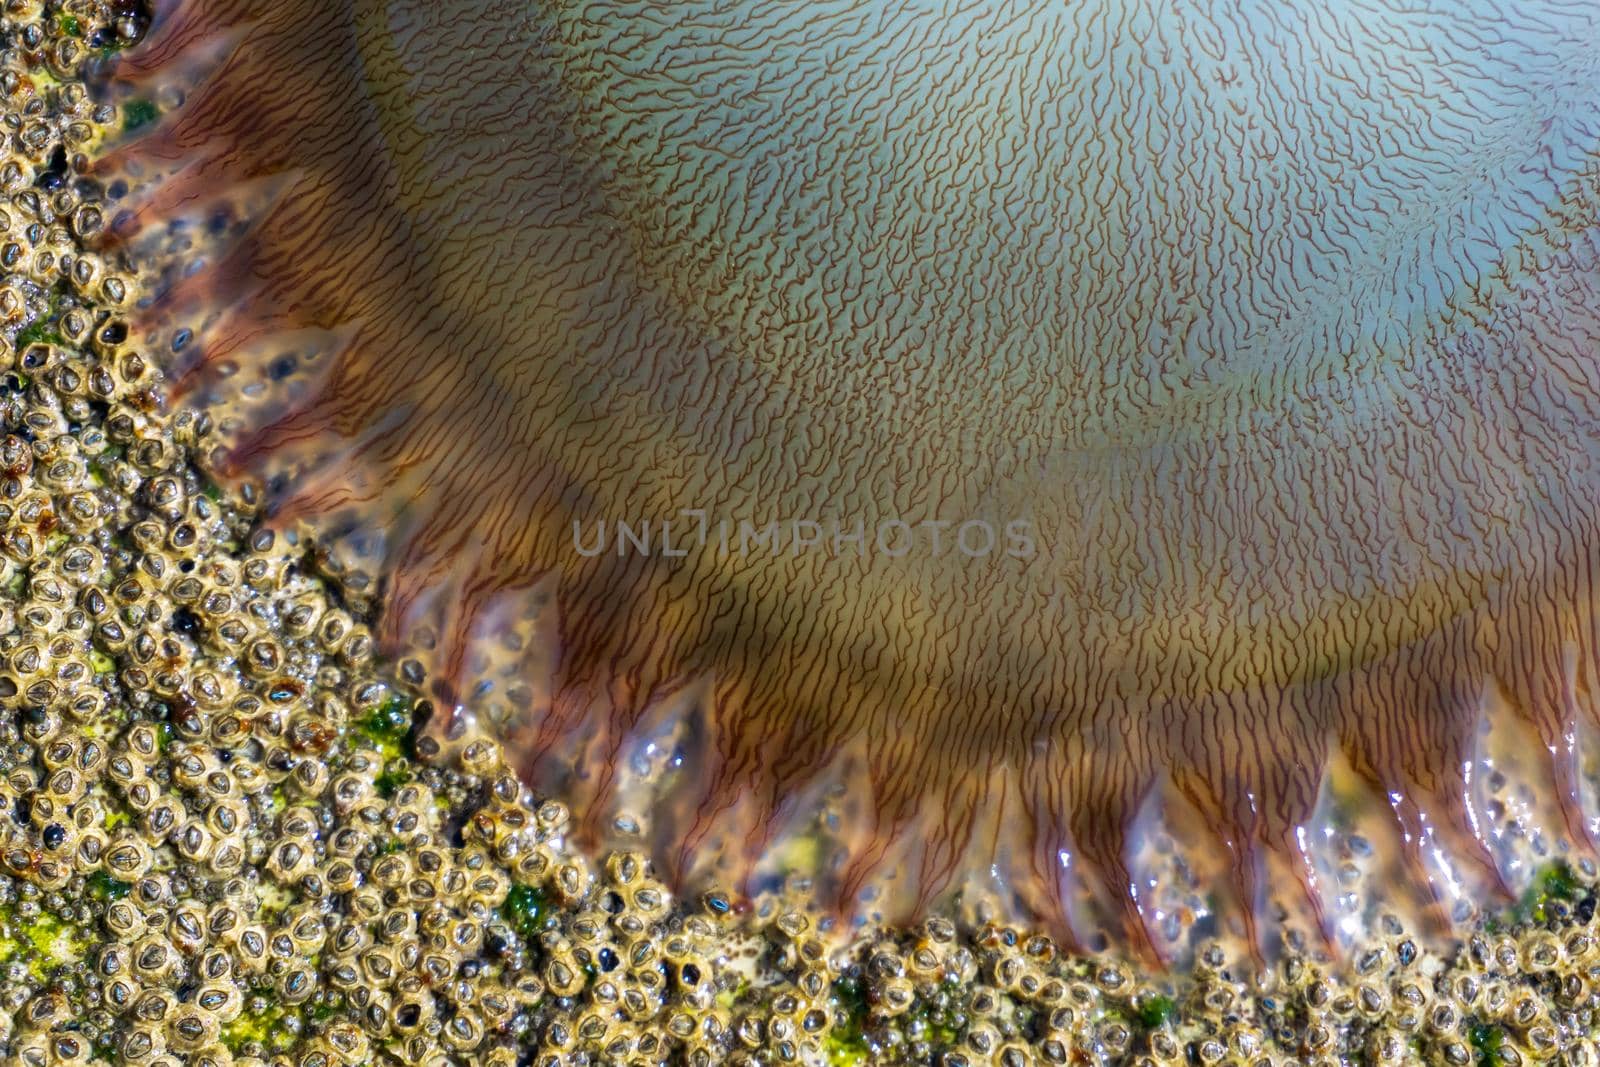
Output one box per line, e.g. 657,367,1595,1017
106,0,1600,957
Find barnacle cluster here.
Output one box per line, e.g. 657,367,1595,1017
816,872,1600,1067
5,4,1600,1067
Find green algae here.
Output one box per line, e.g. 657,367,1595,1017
22,913,71,956
504,883,550,943
826,977,870,1066
359,695,416,763
374,762,412,799
714,976,749,1015
86,870,131,901
55,12,80,36
222,995,289,1054
365,693,412,736
121,98,157,133
1486,859,1579,932
13,320,63,350
825,1027,869,1066
907,998,960,1053
14,286,69,352
0,904,89,981
817,973,968,1063
86,445,121,487
1137,993,1176,1029
1470,1022,1508,1066
1534,860,1578,906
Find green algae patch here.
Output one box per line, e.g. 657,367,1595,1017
122,98,158,133
826,1027,869,1067
14,287,68,352
771,824,822,875
359,694,416,761
904,996,960,1053
0,905,89,980
1534,860,1578,904
1469,1022,1508,1065
1137,993,1176,1029
23,913,69,955
86,446,121,487
827,977,871,1066
715,976,750,1015
366,693,412,736
87,870,132,901
309,996,343,1022
55,12,80,36
504,883,550,942
14,320,63,350
1487,860,1579,932
222,997,290,1054
374,762,412,799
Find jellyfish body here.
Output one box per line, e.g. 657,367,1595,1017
109,0,1600,954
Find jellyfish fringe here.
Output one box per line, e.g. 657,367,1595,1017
97,0,1600,963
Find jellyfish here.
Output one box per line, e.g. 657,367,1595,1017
104,0,1600,957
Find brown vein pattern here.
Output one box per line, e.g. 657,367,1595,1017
109,0,1600,955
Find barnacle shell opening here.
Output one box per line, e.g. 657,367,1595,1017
99,0,1600,968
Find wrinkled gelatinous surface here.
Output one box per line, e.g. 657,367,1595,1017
110,0,1600,956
